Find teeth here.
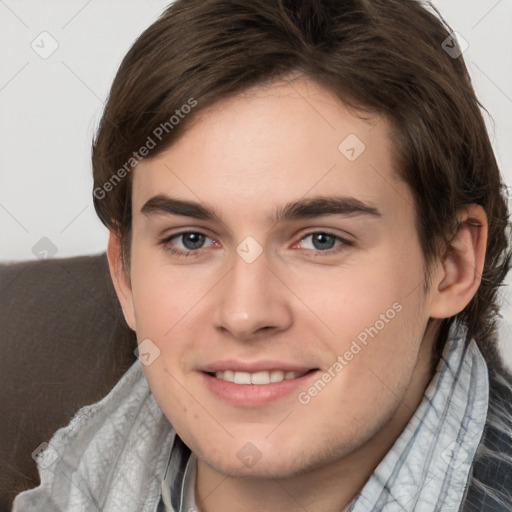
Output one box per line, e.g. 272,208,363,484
270,370,284,382
214,369,307,385
222,370,235,383
233,371,251,384
251,371,270,385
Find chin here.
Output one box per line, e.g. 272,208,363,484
195,434,350,481
201,451,313,480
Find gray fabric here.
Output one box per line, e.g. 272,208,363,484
12,361,174,512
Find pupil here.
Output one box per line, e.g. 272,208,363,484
183,233,204,250
312,233,335,250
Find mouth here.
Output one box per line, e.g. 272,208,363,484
200,367,320,407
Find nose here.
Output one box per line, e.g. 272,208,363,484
212,249,293,340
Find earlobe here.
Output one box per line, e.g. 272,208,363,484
429,204,487,319
106,231,137,331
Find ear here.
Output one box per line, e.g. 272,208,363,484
428,204,488,319
106,230,137,331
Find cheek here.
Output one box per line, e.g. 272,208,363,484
129,242,209,340
288,244,427,391
292,288,426,444
290,244,424,339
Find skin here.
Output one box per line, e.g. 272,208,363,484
107,77,487,512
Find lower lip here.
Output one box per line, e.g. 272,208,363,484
200,370,319,407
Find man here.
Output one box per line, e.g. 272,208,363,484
13,0,512,511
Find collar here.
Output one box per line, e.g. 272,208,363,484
159,435,192,511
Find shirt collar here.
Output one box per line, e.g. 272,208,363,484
160,434,192,512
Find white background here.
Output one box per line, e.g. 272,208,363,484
1,0,511,367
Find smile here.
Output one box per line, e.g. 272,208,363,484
212,369,309,385
201,368,319,407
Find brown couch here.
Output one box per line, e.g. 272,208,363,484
0,253,137,511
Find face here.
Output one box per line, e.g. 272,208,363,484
114,78,440,479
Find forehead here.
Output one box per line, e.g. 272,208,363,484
132,78,410,222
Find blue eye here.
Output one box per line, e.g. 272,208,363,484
160,231,216,257
297,232,351,254
300,233,340,251
176,232,208,250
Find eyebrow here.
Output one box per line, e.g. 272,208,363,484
140,194,382,224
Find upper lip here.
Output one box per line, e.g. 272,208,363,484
200,360,317,373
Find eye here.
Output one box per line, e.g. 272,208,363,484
296,232,351,254
160,231,217,256
175,232,209,250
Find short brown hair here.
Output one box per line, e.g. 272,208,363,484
92,0,510,364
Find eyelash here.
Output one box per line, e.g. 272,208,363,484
159,231,353,258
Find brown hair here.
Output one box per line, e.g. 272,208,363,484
92,0,510,364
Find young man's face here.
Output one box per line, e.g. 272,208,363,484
112,78,444,479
